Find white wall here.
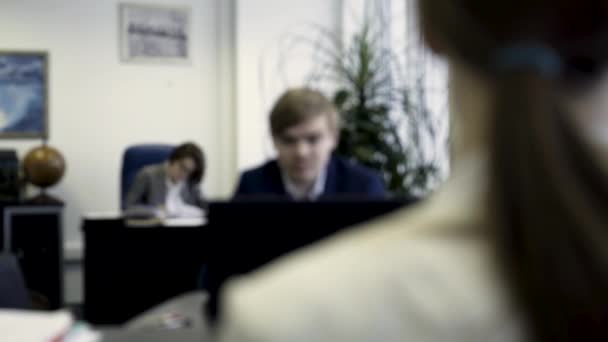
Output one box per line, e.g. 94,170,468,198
0,0,345,258
0,0,230,258
235,0,342,171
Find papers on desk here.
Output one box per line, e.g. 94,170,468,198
122,206,164,227
172,205,205,219
84,207,206,227
82,211,123,220
163,207,207,227
0,309,100,342
124,216,207,228
162,216,207,227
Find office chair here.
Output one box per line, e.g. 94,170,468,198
0,253,30,309
120,144,174,209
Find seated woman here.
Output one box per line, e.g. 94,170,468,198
125,142,206,218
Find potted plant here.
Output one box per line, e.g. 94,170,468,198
304,20,446,198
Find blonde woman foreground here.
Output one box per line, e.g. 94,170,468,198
218,1,608,341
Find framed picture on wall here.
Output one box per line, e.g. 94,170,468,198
0,51,48,139
119,3,191,64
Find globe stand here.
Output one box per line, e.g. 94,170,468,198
24,189,63,205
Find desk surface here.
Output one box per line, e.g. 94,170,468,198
100,292,211,342
101,328,208,342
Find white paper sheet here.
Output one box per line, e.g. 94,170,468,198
0,309,73,342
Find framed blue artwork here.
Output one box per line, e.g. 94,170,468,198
0,51,48,139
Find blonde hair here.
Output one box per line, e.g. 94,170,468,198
269,88,339,137
421,1,608,341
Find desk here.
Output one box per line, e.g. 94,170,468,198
101,327,207,342
83,219,207,325
101,291,211,342
84,200,410,325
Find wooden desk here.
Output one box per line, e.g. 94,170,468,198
83,219,207,325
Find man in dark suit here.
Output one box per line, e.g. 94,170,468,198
234,88,386,200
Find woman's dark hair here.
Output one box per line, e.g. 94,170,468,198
420,1,608,341
169,142,205,184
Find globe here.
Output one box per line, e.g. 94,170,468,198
23,145,66,188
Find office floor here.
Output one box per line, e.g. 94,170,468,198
63,261,83,320
64,260,83,315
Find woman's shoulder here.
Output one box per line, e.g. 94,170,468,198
218,210,520,342
137,163,165,178
218,156,524,341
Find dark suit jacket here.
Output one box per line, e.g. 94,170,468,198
234,155,386,200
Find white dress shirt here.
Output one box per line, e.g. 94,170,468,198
164,177,204,218
165,178,186,217
281,166,328,201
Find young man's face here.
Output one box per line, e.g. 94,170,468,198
274,115,337,187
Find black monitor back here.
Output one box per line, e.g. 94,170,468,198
204,198,415,321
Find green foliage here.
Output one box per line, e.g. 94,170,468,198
305,21,442,197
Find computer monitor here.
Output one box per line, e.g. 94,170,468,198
204,197,416,322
